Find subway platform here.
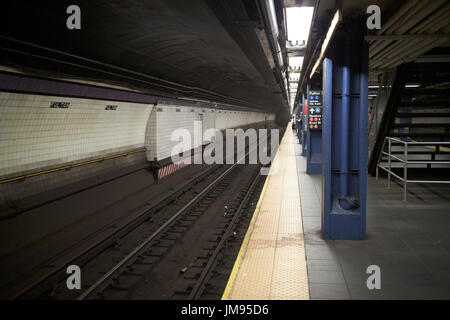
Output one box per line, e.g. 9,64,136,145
222,125,450,300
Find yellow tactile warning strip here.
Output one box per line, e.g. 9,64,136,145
222,126,309,300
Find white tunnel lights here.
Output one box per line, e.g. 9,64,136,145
286,7,314,45
289,72,300,81
310,9,342,79
288,56,304,71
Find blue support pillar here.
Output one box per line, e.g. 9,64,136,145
322,24,368,240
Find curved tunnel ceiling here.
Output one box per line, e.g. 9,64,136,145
1,0,289,115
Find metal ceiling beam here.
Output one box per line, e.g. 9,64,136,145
366,34,450,41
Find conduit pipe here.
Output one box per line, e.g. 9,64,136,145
339,38,351,203
264,0,284,68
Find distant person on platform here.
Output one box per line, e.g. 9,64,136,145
296,113,302,139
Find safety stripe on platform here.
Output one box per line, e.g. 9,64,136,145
222,126,309,300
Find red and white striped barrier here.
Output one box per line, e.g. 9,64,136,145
157,144,215,180
157,157,192,180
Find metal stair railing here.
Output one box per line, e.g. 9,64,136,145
376,137,450,200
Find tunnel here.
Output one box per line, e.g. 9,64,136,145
0,0,450,306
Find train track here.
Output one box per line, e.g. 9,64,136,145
72,138,271,300
77,164,257,299
186,170,264,300
4,162,224,300
3,126,282,300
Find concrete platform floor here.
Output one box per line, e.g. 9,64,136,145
294,133,450,300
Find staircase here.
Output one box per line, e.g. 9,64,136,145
368,62,450,175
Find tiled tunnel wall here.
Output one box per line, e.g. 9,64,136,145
146,103,274,162
0,92,275,212
145,103,216,162
0,92,152,177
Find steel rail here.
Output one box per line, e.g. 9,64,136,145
4,162,222,300
77,139,264,300
187,170,262,300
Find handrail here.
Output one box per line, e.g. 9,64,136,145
385,137,450,146
0,148,146,184
376,137,450,200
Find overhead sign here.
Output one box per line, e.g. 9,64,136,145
308,90,322,130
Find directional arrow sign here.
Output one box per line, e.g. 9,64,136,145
309,108,315,113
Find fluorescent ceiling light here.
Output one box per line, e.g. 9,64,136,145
286,7,314,45
369,84,420,89
289,72,300,81
310,9,341,78
289,56,304,71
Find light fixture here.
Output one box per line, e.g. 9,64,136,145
310,9,342,78
289,72,301,81
285,7,314,45
289,56,304,71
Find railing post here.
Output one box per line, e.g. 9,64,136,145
387,139,391,189
376,163,379,180
403,142,408,201
376,138,386,181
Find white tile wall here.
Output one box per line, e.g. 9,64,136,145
215,110,272,131
146,104,214,161
145,103,275,161
0,92,276,174
0,92,153,176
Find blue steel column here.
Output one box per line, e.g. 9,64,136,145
340,43,350,201
306,83,311,161
322,23,368,240
322,57,332,236
359,38,368,239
